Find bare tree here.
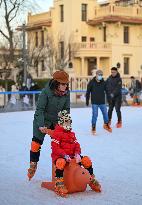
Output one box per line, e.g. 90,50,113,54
0,0,38,63
27,33,79,77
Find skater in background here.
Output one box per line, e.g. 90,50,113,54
129,76,141,105
0,85,5,108
106,67,122,128
86,69,112,134
23,95,30,110
27,70,70,180
45,110,101,197
121,84,129,106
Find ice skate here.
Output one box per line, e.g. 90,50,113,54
27,161,37,181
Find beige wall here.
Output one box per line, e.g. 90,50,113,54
27,0,142,79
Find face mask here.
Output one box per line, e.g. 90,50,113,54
97,75,103,81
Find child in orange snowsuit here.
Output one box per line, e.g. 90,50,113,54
46,110,101,197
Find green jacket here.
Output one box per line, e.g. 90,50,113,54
33,81,70,141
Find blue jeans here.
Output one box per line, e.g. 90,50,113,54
92,104,109,126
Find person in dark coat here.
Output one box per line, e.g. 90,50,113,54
106,67,122,128
27,70,70,180
129,76,141,105
86,70,112,134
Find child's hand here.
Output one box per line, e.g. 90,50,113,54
64,155,71,162
75,154,81,163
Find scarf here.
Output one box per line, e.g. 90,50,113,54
54,89,67,96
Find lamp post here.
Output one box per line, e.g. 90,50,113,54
22,23,27,85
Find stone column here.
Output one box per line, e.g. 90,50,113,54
81,57,85,76
97,57,100,69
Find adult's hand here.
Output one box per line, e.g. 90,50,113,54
39,127,48,133
110,93,114,98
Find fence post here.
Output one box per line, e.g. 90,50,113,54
33,94,36,110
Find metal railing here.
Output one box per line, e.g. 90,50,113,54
0,89,140,113
0,90,87,112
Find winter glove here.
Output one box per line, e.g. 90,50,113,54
64,155,71,162
74,154,81,163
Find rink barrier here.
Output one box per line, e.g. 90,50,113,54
0,90,87,112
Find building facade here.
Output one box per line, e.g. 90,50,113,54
26,0,142,81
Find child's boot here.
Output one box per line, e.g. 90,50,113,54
27,161,37,181
55,177,68,197
89,174,101,192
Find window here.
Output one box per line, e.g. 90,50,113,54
41,60,45,71
103,26,106,42
124,57,129,74
81,4,87,21
90,37,95,42
69,43,71,61
124,26,129,44
41,30,44,47
35,32,38,47
60,5,64,22
81,36,87,42
60,41,64,59
34,59,38,68
34,60,39,76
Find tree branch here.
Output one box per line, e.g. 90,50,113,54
0,29,9,41
0,0,2,7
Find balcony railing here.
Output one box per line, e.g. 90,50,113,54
79,42,112,50
95,5,142,18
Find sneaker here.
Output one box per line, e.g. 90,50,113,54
116,121,122,128
55,177,68,197
27,161,37,181
89,174,101,192
103,123,112,132
92,125,96,135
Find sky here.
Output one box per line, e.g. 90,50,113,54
38,0,53,12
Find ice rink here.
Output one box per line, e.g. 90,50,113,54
0,107,142,205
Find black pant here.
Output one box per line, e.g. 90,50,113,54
55,156,93,178
30,136,43,162
108,96,122,122
30,124,55,162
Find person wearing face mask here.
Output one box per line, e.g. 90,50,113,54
86,69,112,135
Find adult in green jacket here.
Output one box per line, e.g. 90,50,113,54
27,70,70,180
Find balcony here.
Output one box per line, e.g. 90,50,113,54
94,4,142,18
88,4,142,26
79,42,112,50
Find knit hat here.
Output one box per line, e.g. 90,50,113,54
96,69,103,75
58,110,72,131
53,70,69,83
